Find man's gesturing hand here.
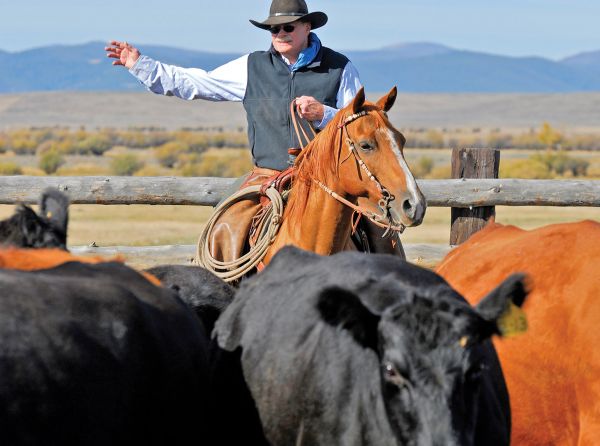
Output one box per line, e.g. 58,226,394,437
295,96,325,122
105,41,140,69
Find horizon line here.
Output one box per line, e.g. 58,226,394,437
2,40,596,62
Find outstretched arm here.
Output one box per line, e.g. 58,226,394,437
104,40,248,102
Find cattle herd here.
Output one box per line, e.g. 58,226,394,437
0,189,598,445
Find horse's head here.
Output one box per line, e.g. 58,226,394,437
331,87,426,228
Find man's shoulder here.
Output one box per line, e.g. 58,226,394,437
322,46,349,58
249,49,272,58
320,47,350,68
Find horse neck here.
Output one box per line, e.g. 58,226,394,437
263,114,359,262
265,177,356,262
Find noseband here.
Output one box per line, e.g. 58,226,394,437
314,110,406,235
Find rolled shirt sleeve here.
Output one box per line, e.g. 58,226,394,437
313,61,362,129
129,54,248,102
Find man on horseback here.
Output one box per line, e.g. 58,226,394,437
106,0,405,257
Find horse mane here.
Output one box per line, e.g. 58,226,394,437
286,102,388,224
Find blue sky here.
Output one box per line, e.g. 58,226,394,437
3,0,598,59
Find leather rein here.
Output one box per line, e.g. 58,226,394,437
291,102,406,235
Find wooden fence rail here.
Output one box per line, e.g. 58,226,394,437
1,176,599,207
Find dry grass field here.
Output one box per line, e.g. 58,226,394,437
1,203,597,248
3,91,600,132
1,91,598,264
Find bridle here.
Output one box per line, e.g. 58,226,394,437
291,103,405,235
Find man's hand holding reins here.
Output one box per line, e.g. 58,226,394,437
295,96,325,122
105,41,140,69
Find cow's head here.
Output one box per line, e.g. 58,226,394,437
317,273,528,446
0,188,69,250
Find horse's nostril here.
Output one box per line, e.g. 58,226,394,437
402,199,414,217
401,197,426,224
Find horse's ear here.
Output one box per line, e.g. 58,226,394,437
351,87,365,114
376,86,397,112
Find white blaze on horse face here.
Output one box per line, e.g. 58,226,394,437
380,128,421,201
376,127,426,226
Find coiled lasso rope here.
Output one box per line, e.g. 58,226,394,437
194,184,286,282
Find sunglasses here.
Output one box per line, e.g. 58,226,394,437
269,24,297,34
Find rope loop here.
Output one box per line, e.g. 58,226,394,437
194,184,286,282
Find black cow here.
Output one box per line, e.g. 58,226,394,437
0,188,69,249
0,191,268,443
0,260,214,445
142,265,268,445
0,188,235,333
146,264,235,333
215,246,528,446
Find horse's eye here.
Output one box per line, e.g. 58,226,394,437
383,362,409,388
359,142,374,152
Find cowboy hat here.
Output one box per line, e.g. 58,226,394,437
250,0,328,30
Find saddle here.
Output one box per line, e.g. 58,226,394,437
206,165,405,270
208,167,294,265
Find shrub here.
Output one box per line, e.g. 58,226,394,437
500,159,552,179
566,134,600,151
486,133,513,149
512,132,545,150
0,135,9,153
155,141,190,168
530,151,589,177
538,122,562,149
39,150,66,174
411,156,434,178
110,153,144,176
36,140,59,155
562,158,589,177
11,137,38,155
586,164,600,179
174,131,209,152
0,162,23,175
193,149,252,177
76,134,113,155
117,130,170,148
425,130,445,148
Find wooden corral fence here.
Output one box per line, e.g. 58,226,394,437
1,148,599,267
1,175,598,207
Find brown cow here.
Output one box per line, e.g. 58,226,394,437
436,219,600,445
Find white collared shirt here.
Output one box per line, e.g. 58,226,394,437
129,54,362,129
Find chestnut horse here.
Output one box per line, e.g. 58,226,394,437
264,86,426,262
436,220,600,445
201,87,426,277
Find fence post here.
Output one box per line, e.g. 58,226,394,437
450,147,500,245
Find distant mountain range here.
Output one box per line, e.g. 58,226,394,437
1,41,600,93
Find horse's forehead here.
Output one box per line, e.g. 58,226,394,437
375,126,402,146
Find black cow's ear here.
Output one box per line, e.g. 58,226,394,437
317,286,380,350
475,273,530,338
39,188,69,237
